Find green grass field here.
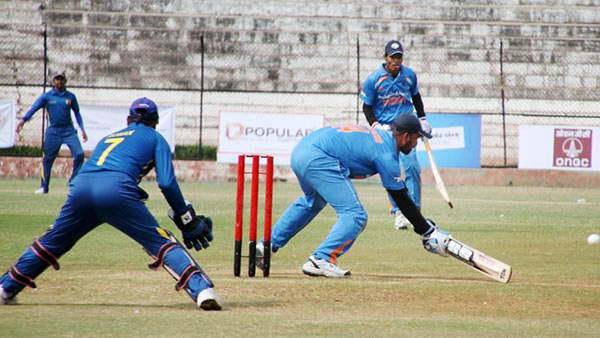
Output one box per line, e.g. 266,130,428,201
1,177,599,337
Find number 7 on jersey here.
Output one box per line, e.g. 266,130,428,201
97,137,125,165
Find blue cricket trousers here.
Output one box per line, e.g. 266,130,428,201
41,125,84,192
0,172,209,299
270,144,368,264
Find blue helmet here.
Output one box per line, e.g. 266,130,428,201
129,97,158,122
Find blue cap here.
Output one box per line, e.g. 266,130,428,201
392,114,431,139
129,97,159,122
385,40,404,56
52,70,67,81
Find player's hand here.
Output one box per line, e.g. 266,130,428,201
169,204,214,251
181,215,213,251
371,121,391,130
420,219,451,257
15,120,24,133
419,117,432,136
82,130,88,142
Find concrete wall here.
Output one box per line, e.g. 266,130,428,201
1,0,599,166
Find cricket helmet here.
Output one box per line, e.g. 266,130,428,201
129,97,159,122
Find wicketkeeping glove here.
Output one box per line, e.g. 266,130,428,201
420,219,451,257
371,121,391,130
419,117,432,136
168,204,214,251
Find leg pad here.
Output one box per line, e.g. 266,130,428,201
8,266,37,289
31,239,60,270
148,242,178,270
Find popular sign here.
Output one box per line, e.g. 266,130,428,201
217,111,325,165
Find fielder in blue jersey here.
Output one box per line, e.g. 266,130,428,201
256,115,452,278
1,97,223,310
15,70,87,195
360,40,433,230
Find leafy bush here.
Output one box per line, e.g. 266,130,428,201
0,146,42,157
174,144,216,161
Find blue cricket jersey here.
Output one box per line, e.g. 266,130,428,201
79,122,187,213
302,124,406,191
23,88,85,130
360,63,419,124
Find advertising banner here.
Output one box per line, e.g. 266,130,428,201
71,104,176,152
519,125,599,171
415,113,481,168
0,100,15,148
217,111,325,165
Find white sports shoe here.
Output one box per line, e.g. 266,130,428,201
0,286,17,305
301,256,351,278
394,210,411,230
196,288,223,311
34,188,47,195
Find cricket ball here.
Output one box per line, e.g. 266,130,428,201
587,233,600,245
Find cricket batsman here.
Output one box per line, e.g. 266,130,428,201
1,97,222,310
257,114,452,277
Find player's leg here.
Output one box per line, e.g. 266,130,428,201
268,147,327,252
301,157,367,277
62,129,85,182
99,184,221,310
0,178,100,304
38,128,61,194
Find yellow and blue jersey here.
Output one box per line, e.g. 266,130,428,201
23,88,84,130
360,63,419,124
80,122,186,213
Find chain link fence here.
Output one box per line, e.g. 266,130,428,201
4,13,599,167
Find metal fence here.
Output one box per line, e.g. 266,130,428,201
5,23,599,167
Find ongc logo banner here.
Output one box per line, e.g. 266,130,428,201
519,125,599,171
553,128,592,169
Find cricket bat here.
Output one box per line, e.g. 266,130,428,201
446,238,512,283
423,138,453,209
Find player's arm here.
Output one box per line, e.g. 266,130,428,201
16,95,46,132
388,188,451,256
71,95,87,141
363,103,377,126
154,136,187,213
412,93,431,135
412,93,425,118
154,136,214,250
387,188,429,234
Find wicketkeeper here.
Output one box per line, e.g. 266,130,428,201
257,114,452,277
1,97,222,310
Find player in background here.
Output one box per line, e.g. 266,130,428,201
360,40,432,230
1,97,222,310
256,114,452,277
15,70,88,195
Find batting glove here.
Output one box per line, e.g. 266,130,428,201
371,121,391,130
421,219,451,257
419,117,432,136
